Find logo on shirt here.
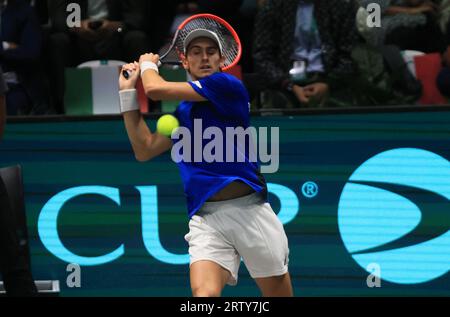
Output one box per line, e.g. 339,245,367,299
193,81,203,89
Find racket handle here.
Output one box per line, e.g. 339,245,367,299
122,70,131,79
122,61,162,79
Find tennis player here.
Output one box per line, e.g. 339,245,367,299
119,29,293,297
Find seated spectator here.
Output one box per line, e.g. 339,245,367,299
165,1,245,44
437,58,450,98
439,0,450,33
145,1,178,54
359,0,444,53
0,0,49,115
237,0,259,73
437,10,450,98
28,0,49,25
30,0,57,113
253,0,358,108
47,0,150,114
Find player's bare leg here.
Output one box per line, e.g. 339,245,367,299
255,273,294,297
190,260,231,297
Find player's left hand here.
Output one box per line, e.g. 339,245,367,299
119,62,140,91
139,53,160,65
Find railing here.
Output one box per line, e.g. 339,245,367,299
7,104,450,124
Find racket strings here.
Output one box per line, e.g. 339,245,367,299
167,17,239,68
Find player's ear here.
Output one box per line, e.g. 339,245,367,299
181,54,189,71
181,57,189,70
219,55,226,69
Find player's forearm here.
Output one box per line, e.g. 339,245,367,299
141,69,167,100
119,89,155,162
141,69,205,102
122,110,156,162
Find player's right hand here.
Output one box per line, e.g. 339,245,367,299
139,53,160,65
119,62,140,91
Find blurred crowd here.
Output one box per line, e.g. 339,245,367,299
1,0,450,116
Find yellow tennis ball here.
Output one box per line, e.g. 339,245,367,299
157,114,179,137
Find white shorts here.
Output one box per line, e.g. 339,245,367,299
184,192,290,286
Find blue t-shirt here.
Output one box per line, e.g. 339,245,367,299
172,72,268,218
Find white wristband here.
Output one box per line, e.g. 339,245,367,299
140,61,159,76
119,89,140,113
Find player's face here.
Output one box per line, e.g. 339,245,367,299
183,38,225,80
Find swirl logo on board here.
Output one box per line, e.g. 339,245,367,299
338,148,450,284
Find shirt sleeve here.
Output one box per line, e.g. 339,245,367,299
188,72,250,119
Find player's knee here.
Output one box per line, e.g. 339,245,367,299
256,273,294,297
191,285,221,297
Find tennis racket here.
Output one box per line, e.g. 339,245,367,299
122,13,242,79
